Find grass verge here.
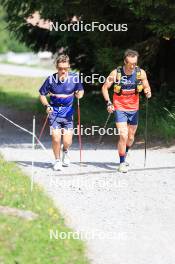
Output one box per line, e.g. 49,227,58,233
0,157,89,264
0,75,44,112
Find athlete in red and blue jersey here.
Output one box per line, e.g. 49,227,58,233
39,54,84,171
102,49,151,173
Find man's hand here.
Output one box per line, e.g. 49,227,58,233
45,105,53,114
75,90,84,99
107,101,114,113
141,70,152,99
144,88,151,99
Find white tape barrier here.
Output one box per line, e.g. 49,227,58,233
0,113,52,161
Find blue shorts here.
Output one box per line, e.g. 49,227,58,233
49,113,73,130
114,110,139,125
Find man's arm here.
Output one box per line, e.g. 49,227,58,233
141,69,152,98
74,78,84,99
39,94,49,106
39,95,53,114
102,70,116,101
39,77,53,114
102,70,116,112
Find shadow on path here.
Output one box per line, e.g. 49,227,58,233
16,160,175,177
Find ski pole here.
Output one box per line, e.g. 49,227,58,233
144,97,148,168
36,114,49,145
95,112,111,150
77,98,82,163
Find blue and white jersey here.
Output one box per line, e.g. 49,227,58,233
39,72,83,118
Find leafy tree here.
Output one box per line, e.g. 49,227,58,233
0,6,30,53
1,0,175,95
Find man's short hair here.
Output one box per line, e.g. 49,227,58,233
55,54,70,66
124,49,139,60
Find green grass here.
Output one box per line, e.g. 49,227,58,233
138,96,175,141
0,74,175,141
0,157,89,264
0,75,44,112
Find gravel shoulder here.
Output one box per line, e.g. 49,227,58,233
0,107,175,264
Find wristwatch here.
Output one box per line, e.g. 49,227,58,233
44,104,51,109
106,100,113,107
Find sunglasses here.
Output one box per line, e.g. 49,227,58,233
57,67,70,71
125,61,137,67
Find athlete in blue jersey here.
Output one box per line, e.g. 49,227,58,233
39,55,84,171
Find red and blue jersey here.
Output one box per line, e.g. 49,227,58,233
39,72,83,118
113,67,139,111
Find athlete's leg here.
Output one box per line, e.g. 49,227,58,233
115,110,128,160
62,129,73,150
48,112,62,160
116,122,128,159
52,128,62,159
126,124,138,147
62,118,73,151
126,110,139,149
116,122,129,172
124,111,139,168
61,119,73,166
115,110,129,173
